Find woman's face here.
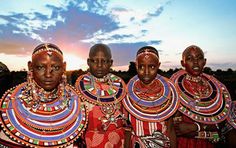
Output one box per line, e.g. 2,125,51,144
181,48,206,77
28,51,65,91
87,49,113,78
136,53,160,85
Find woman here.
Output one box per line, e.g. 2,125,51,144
75,43,128,148
123,46,178,148
170,45,231,148
0,43,88,147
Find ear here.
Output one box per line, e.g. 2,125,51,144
87,58,90,66
157,62,161,69
28,61,33,71
203,58,206,67
109,59,113,67
135,61,138,71
181,60,185,68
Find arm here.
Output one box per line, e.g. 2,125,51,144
173,112,219,137
173,111,198,137
167,117,177,148
122,104,132,148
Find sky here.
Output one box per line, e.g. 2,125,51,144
0,0,236,71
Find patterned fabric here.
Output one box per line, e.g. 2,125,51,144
170,70,231,124
75,73,126,148
0,83,88,147
177,137,214,148
129,114,170,148
123,75,179,148
227,101,236,129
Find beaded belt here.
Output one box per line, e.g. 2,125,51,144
195,131,220,143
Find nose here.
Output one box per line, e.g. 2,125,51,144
193,58,198,64
45,66,53,78
144,66,149,75
97,60,103,67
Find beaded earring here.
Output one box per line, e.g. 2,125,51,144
62,73,67,84
26,70,38,109
27,70,33,84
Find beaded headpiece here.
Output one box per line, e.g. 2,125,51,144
32,43,63,58
136,48,159,60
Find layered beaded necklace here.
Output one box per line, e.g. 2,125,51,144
170,70,231,124
76,73,126,131
0,81,87,147
91,74,122,130
20,80,69,112
123,75,179,122
184,74,210,99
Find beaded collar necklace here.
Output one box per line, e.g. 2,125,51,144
90,73,117,104
22,80,67,110
185,74,202,83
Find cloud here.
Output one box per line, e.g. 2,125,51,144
0,0,165,69
141,0,171,24
109,40,161,66
0,1,121,55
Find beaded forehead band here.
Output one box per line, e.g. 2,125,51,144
32,44,63,57
136,49,159,60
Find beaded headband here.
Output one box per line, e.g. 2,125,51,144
32,43,63,57
136,49,159,60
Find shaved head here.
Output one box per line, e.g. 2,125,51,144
89,43,112,59
182,45,204,61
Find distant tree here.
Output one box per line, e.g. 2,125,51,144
167,69,174,74
70,69,85,85
203,67,213,75
0,62,12,97
227,68,233,74
127,61,137,76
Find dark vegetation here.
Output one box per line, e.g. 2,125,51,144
1,61,236,100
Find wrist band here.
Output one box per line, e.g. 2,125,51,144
194,122,201,132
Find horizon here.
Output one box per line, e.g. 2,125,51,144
0,0,236,71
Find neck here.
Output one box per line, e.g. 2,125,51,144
92,73,110,83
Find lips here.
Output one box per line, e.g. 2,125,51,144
192,66,200,71
96,70,104,74
43,80,54,84
143,77,151,82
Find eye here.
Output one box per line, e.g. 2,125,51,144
52,65,61,71
90,59,98,63
36,66,45,71
197,55,204,60
101,59,106,64
138,65,144,70
150,65,156,69
186,56,193,61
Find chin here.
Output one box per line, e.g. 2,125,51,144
141,80,151,85
94,75,104,78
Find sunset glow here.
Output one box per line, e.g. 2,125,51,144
0,0,236,71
